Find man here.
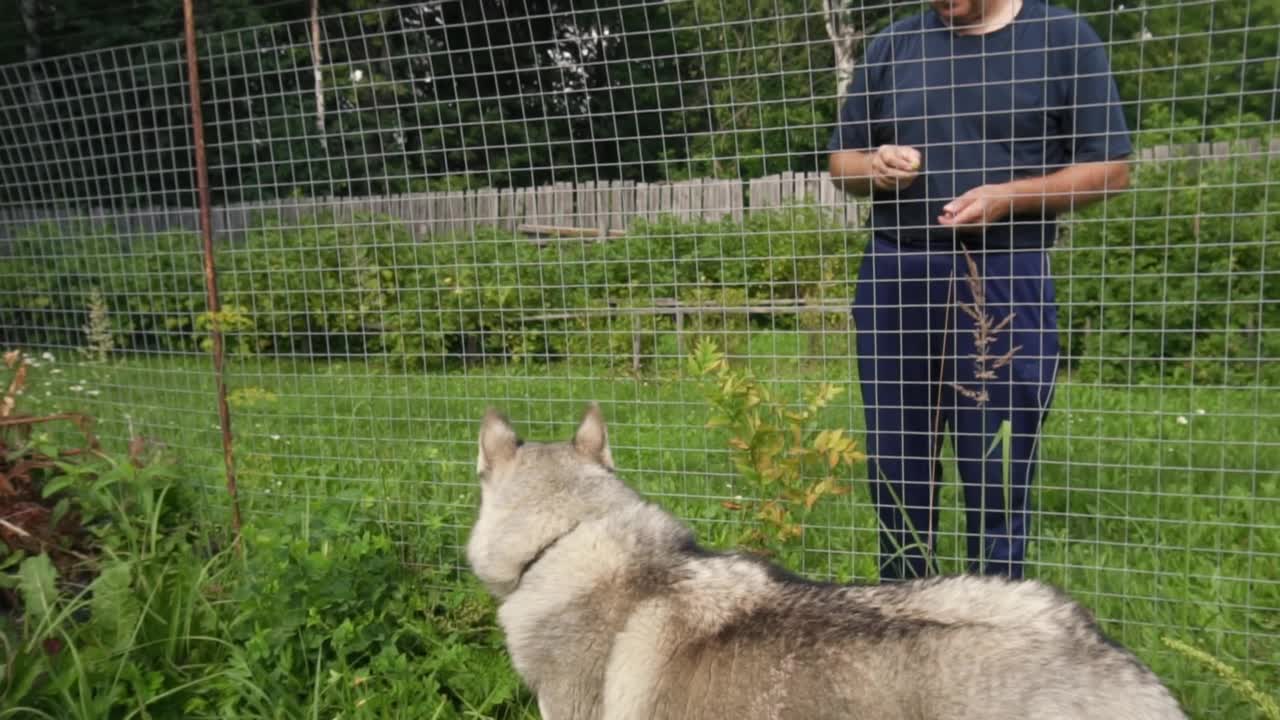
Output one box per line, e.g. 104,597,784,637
828,0,1132,580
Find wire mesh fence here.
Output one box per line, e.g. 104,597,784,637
0,0,1277,715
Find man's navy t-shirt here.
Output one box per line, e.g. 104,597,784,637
827,1,1132,250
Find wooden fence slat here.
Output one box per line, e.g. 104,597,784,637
577,180,594,231
494,187,510,231
452,191,467,236
633,181,647,225
410,193,428,239
558,182,570,228
515,187,529,232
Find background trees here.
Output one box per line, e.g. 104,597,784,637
0,0,1274,207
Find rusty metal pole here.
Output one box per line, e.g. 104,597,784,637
183,0,243,543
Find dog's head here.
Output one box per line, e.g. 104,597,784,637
466,402,621,599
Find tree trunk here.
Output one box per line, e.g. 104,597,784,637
20,0,40,61
823,0,862,104
311,0,325,132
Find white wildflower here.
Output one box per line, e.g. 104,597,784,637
1176,415,1188,425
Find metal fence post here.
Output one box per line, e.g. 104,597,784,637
183,0,242,543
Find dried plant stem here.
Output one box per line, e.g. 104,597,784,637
949,249,1022,405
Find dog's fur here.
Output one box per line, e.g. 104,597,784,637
466,404,1186,720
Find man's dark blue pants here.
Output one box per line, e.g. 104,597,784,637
852,235,1060,581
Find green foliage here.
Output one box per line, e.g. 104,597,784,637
0,447,532,719
0,226,205,353
4,2,699,209
2,505,531,720
217,212,441,361
210,209,850,367
0,444,229,718
79,287,113,362
1078,0,1278,138
196,305,262,355
220,508,524,719
1057,150,1280,385
5,0,1273,210
549,205,855,364
4,155,1277,387
0,357,530,719
1162,637,1280,720
665,1,840,179
688,338,866,553
3,350,1277,718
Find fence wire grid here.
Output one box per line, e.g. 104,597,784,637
0,0,1277,715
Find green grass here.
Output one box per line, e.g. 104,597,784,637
15,332,1280,719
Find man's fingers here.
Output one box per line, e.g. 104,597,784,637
874,147,920,190
939,194,977,225
950,204,985,226
880,145,921,171
896,146,922,171
941,204,985,226
941,193,972,216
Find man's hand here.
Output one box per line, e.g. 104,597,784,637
828,144,922,196
938,183,1015,229
870,145,922,191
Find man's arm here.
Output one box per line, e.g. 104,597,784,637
1007,159,1131,215
828,150,877,196
938,159,1131,228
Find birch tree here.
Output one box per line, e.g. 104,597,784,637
20,0,41,61
824,0,863,104
310,0,325,133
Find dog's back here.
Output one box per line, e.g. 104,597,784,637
615,562,1183,720
467,405,1187,720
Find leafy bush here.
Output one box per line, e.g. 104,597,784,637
221,508,526,719
212,205,855,367
217,213,435,360
0,354,529,718
0,419,227,717
0,226,205,353
688,338,866,555
545,205,857,363
4,506,531,719
1057,149,1280,385
4,164,1274,386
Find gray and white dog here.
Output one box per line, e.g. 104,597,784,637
466,403,1186,720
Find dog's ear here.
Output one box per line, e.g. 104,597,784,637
573,402,614,469
477,408,519,475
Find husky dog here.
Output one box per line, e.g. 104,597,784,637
466,404,1186,720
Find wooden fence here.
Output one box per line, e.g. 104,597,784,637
0,172,859,243
1,138,1275,243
